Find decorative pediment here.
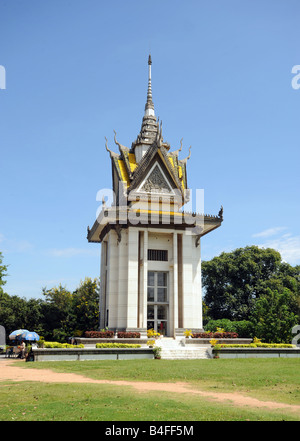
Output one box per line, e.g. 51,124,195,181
139,163,173,194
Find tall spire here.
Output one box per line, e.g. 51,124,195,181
145,54,155,117
132,53,171,159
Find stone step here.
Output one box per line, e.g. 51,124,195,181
160,347,211,360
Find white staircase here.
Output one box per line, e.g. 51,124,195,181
157,338,211,360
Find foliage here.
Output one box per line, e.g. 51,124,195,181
215,343,295,348
146,340,156,346
84,330,114,338
205,319,254,338
0,254,100,343
183,329,193,337
203,246,289,320
153,345,162,359
42,278,100,340
43,342,84,348
147,328,160,338
95,343,141,348
117,332,141,338
72,278,100,332
202,246,300,342
192,332,238,338
0,252,8,290
250,287,299,343
209,339,218,346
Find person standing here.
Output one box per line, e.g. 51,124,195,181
20,341,26,359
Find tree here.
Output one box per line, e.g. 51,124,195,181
0,265,100,342
42,279,100,341
0,291,28,332
250,287,298,343
202,245,300,324
72,278,100,333
0,252,8,291
202,246,283,321
42,284,74,341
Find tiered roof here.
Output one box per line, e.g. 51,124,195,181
105,55,191,203
87,55,223,243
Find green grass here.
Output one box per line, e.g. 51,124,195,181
1,358,300,421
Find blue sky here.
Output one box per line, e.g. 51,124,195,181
1,0,299,299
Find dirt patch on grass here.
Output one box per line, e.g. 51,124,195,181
1,359,299,414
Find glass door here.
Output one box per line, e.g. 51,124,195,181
147,271,168,335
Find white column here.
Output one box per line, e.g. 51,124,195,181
117,229,128,329
172,232,178,336
127,228,139,328
192,237,202,329
142,230,148,329
99,241,107,329
181,232,194,329
106,230,119,328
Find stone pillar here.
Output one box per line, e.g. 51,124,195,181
172,232,178,336
126,228,139,329
142,230,148,329
99,240,107,329
106,230,119,329
117,229,128,329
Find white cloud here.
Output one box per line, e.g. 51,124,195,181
47,248,99,258
0,234,34,253
255,233,300,265
252,227,287,238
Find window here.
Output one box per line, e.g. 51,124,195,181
147,271,168,336
147,249,168,261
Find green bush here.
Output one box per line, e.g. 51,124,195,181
95,343,141,348
205,319,254,338
216,343,295,349
43,341,84,348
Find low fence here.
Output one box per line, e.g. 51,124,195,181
32,347,154,362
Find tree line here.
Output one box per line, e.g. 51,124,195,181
202,246,300,343
0,252,99,342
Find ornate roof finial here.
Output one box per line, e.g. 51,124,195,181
145,53,155,117
105,136,118,158
181,146,192,163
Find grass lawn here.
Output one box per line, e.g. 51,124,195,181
0,358,299,421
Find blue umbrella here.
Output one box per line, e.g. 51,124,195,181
20,331,40,341
9,329,29,340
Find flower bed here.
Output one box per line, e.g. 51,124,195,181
96,343,141,348
212,344,300,359
215,343,295,349
117,332,141,338
192,332,238,339
44,342,84,348
84,331,114,338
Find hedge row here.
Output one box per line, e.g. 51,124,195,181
84,331,114,338
215,343,295,349
192,332,238,339
205,319,254,338
84,331,141,338
117,332,141,338
95,343,141,348
43,342,84,348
